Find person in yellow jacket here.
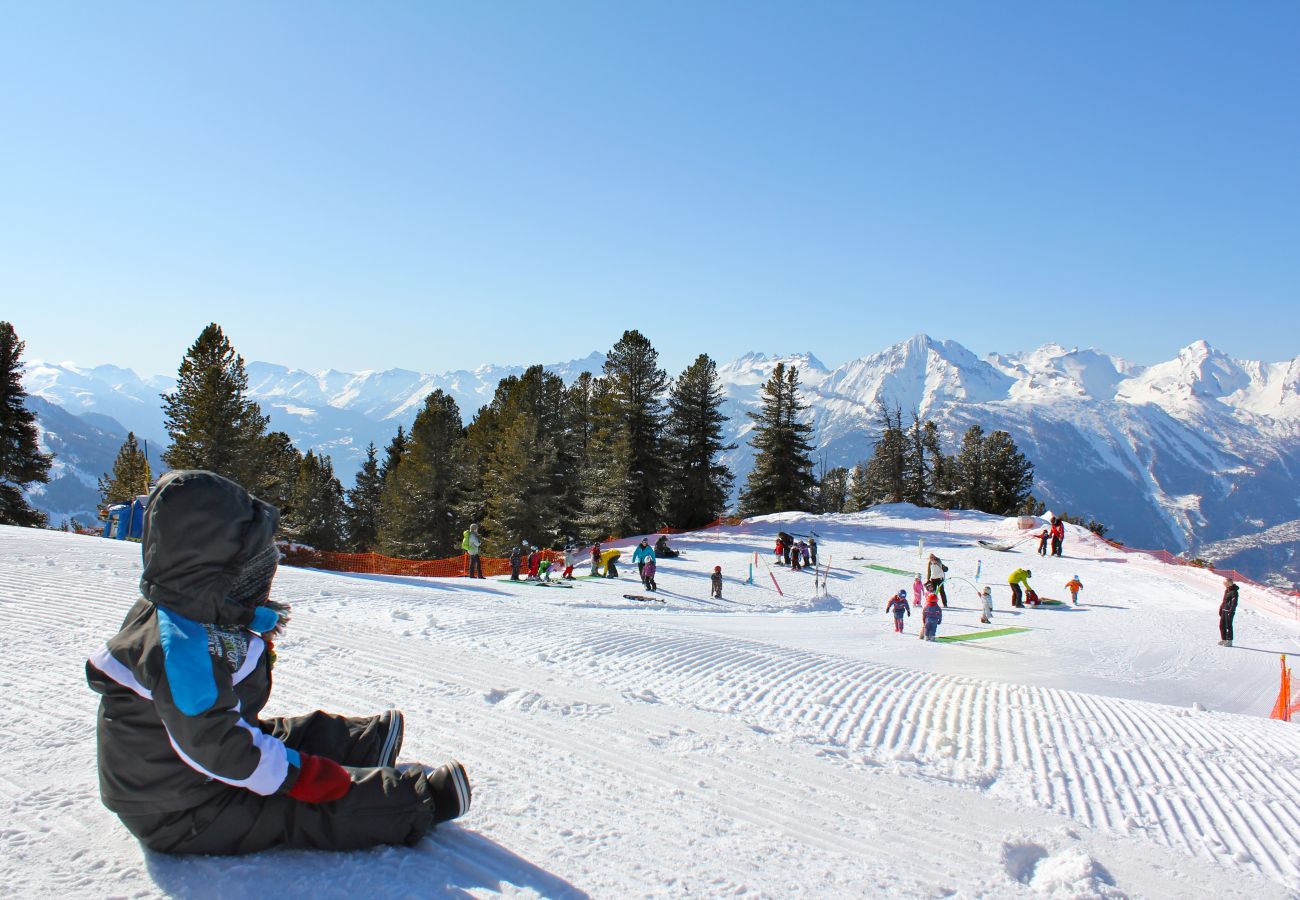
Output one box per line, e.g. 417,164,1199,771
1008,568,1032,608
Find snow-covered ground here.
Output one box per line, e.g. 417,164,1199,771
5,509,1300,898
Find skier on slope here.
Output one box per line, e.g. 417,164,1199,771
886,589,911,633
85,470,470,855
1219,577,1239,647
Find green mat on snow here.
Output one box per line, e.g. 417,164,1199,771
864,563,916,577
936,627,1030,643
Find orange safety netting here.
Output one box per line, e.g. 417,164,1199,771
279,546,563,579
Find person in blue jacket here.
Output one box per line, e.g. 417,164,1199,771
632,538,656,579
885,589,910,633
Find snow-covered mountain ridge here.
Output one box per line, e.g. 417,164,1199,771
22,336,1300,584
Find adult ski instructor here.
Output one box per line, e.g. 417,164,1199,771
85,470,471,855
1219,576,1239,647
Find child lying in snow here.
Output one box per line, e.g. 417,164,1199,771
86,470,470,855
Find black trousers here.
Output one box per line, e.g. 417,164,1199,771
1220,612,1235,641
1010,583,1023,607
119,710,435,855
927,578,948,607
468,554,483,578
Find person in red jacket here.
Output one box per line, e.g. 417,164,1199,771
1050,518,1066,557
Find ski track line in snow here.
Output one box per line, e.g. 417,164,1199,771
348,599,1300,886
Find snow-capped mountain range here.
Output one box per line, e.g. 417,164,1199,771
22,336,1300,586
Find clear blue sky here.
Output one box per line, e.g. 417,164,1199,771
2,1,1297,377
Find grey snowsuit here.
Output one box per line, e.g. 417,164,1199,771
86,470,443,855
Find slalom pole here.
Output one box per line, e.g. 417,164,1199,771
747,563,753,585
975,560,982,584
759,554,784,597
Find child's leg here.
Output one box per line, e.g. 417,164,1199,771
263,709,404,768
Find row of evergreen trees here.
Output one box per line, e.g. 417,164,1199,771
815,403,1036,516
2,316,1046,550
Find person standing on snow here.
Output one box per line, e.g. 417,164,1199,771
1036,528,1050,557
641,557,657,592
710,566,723,599
590,542,602,577
632,538,655,579
508,546,522,581
925,553,949,607
921,594,943,641
886,589,910,633
1050,518,1066,557
1008,568,1032,608
562,545,578,580
1219,577,1239,647
1065,575,1083,606
980,586,994,624
461,524,484,579
799,541,811,569
912,574,925,608
809,535,818,566
85,470,470,856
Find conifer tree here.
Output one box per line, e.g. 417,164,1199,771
344,442,384,551
923,421,959,509
161,324,269,490
380,425,409,484
98,432,152,510
0,321,52,526
738,363,817,516
816,465,850,514
602,330,668,533
283,451,346,551
954,424,988,511
845,462,871,512
256,431,302,518
377,390,465,558
982,430,1035,514
861,402,907,505
662,354,734,529
578,378,635,539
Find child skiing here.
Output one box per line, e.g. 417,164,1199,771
538,557,553,582
921,593,942,641
1065,575,1083,605
710,566,723,599
980,586,993,624
85,470,470,856
563,546,578,580
527,547,541,580
641,557,657,592
886,589,910,633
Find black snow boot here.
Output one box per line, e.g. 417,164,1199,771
427,761,472,824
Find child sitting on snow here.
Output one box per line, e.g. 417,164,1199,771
710,566,723,599
1024,587,1042,607
921,593,943,641
85,470,470,856
539,557,553,582
1065,576,1083,606
886,589,910,633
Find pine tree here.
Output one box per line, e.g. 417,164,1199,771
816,465,850,514
738,363,817,516
982,430,1035,514
379,425,409,484
662,354,734,529
861,402,907,505
602,330,668,533
954,424,988,511
0,322,52,527
578,378,635,540
377,390,465,558
344,442,384,551
98,432,152,510
283,451,346,551
923,421,959,509
845,462,871,512
161,324,269,490
256,431,302,517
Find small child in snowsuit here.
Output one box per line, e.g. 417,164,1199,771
922,594,942,641
563,547,577,580
509,547,522,581
799,541,811,568
980,586,993,624
774,538,785,566
642,557,657,592
886,589,910,633
527,549,541,580
590,543,601,577
912,575,925,608
539,558,553,582
710,566,723,599
790,546,803,571
1037,529,1050,556
1065,576,1083,605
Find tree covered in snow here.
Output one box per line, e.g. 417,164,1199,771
662,354,734,529
0,321,52,527
377,389,466,558
161,324,269,491
739,362,817,516
344,442,384,552
97,432,151,511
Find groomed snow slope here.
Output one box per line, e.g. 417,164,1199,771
5,509,1300,898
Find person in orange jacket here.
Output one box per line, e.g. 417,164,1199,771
1065,575,1083,606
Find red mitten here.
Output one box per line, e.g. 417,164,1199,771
288,753,352,804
